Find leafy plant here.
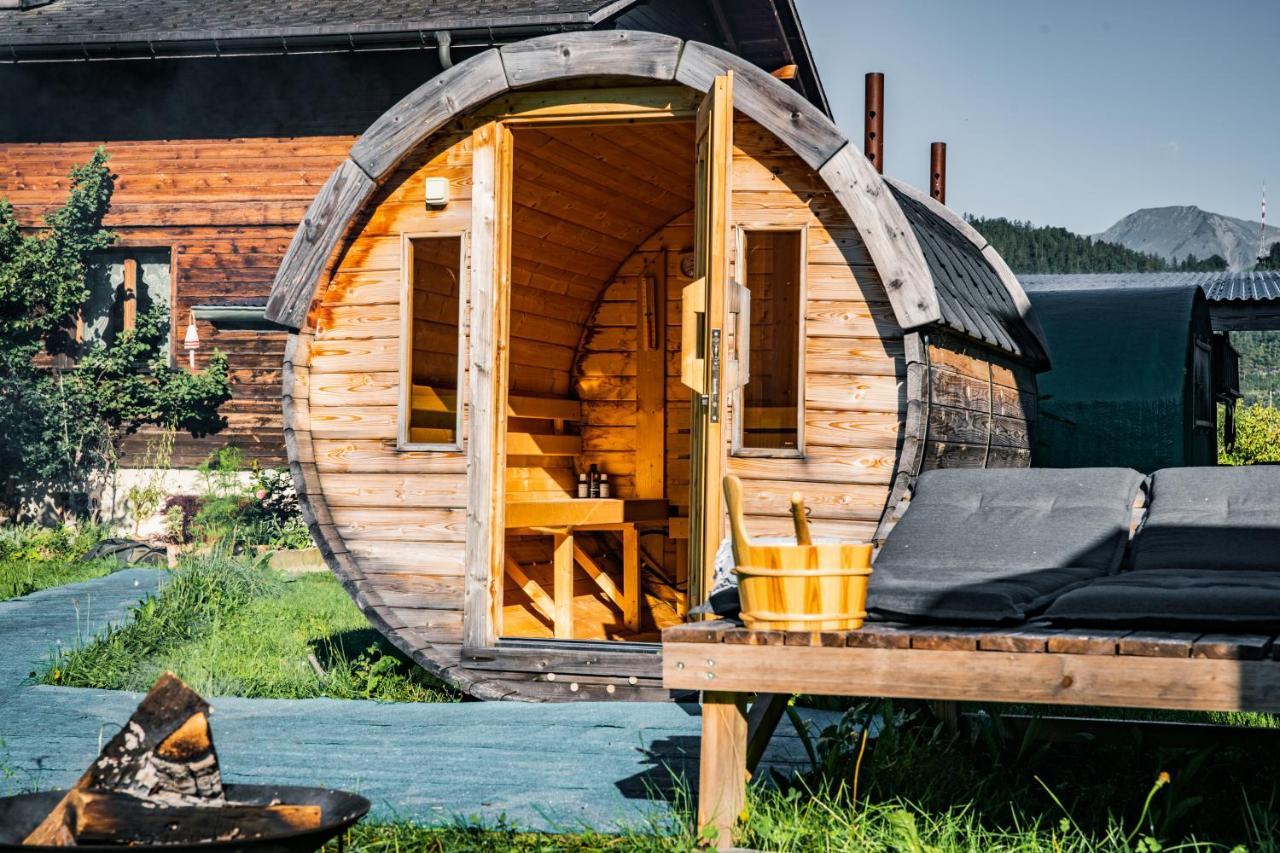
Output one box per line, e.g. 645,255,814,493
188,448,310,550
0,149,231,515
1219,404,1280,465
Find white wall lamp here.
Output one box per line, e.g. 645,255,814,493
425,176,450,209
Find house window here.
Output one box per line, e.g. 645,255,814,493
401,234,467,449
81,249,172,357
735,228,805,454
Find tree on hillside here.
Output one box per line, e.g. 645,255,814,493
1256,242,1280,271
1174,253,1229,272
965,216,1170,274
0,149,231,515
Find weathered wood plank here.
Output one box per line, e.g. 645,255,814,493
266,158,376,329
501,31,682,88
818,144,937,331
663,642,1280,713
676,41,844,171
349,49,509,182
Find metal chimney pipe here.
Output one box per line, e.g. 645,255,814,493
930,142,947,204
864,72,884,174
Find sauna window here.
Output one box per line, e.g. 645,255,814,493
80,249,172,358
401,234,467,450
734,228,805,455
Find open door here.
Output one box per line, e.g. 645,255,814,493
683,72,737,610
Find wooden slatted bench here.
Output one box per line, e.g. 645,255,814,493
662,619,1280,848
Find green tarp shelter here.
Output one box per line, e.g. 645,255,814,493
1026,285,1215,472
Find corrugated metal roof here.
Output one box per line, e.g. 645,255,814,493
1022,271,1280,302
889,185,1048,364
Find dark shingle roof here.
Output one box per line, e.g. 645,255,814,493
1022,271,1280,303
889,185,1048,365
0,0,634,54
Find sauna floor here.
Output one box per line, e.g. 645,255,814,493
501,562,683,642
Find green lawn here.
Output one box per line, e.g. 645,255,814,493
0,523,124,601
0,556,123,601
42,556,459,702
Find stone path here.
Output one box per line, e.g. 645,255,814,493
0,571,827,832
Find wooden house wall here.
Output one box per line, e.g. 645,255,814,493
2,137,353,467
918,331,1037,470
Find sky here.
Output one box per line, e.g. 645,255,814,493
795,0,1280,235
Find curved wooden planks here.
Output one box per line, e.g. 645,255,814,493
501,30,683,88
886,178,1051,367
265,160,376,330
819,145,939,331
675,41,843,172
349,49,509,183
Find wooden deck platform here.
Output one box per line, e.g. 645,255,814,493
663,618,1280,848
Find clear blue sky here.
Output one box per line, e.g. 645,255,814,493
796,0,1280,235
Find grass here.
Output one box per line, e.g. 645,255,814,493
313,697,1280,852
41,555,460,703
0,522,120,601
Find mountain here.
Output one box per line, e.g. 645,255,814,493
1096,205,1280,271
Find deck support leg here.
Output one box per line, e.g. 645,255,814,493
553,532,573,639
745,693,789,775
623,525,641,631
698,691,748,850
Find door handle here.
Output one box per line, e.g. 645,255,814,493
680,277,706,393
727,278,750,392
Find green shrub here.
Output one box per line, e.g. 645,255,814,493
189,447,310,550
1219,404,1280,465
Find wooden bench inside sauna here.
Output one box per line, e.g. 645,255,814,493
266,32,1048,701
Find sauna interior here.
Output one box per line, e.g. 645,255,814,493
508,119,694,643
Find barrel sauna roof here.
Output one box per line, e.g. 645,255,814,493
887,180,1050,367
266,31,1049,372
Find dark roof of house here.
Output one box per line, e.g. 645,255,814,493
1022,271,1280,303
889,185,1049,365
0,0,829,112
0,0,629,48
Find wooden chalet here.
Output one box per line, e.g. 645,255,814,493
3,1,1052,700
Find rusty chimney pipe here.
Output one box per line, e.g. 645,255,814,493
930,142,947,204
864,72,884,174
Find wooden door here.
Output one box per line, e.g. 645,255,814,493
682,72,734,610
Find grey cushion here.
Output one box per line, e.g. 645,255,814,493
1044,569,1280,630
870,467,1146,623
1131,466,1280,572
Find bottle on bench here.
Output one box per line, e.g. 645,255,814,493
577,471,588,499
588,464,600,498
600,473,610,498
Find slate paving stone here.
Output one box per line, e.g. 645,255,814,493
0,571,829,832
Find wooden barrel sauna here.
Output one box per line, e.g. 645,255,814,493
265,31,1051,701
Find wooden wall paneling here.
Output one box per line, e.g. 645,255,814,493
635,251,668,498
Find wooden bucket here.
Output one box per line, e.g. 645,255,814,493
734,542,873,631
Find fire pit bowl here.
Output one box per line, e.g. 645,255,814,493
0,784,370,852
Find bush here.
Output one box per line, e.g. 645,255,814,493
0,149,231,516
188,447,310,550
1219,404,1280,466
